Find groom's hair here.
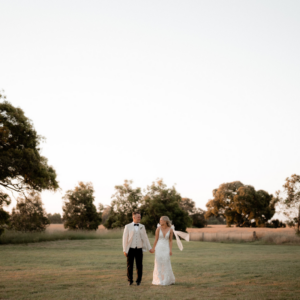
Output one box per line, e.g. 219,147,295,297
132,211,141,216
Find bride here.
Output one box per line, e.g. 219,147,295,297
152,216,189,286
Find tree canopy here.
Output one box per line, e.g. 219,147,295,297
62,182,101,230
205,181,277,227
180,198,196,214
9,191,50,232
0,94,59,235
105,180,142,229
105,179,192,233
140,180,192,233
0,97,59,197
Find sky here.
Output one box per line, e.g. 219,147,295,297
1,1,300,219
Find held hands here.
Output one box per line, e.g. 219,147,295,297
149,249,155,254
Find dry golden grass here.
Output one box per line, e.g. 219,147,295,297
49,224,295,234
49,224,294,234
187,225,299,243
187,225,295,236
187,224,294,234
47,224,107,232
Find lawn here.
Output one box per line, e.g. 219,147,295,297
1,238,300,300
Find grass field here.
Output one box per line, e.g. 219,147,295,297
1,224,299,246
1,238,300,300
188,225,295,237
0,227,124,245
187,225,300,244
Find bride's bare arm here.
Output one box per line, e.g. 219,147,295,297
169,229,173,256
152,228,160,251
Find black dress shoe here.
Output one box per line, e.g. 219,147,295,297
128,282,133,286
136,282,141,286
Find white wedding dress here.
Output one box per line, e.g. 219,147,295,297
152,227,175,285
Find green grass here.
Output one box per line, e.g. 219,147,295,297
1,239,300,299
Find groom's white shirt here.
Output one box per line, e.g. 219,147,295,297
122,222,152,254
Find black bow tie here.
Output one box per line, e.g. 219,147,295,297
134,224,139,226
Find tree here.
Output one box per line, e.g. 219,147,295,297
47,213,63,224
9,191,50,232
205,181,277,227
0,94,59,235
99,204,111,226
0,192,11,235
277,174,300,233
140,179,192,234
266,219,286,228
62,182,101,230
207,215,226,225
180,198,207,228
105,180,142,229
98,203,105,217
180,198,196,214
190,208,207,228
0,98,59,196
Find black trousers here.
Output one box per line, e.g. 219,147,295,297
127,247,143,283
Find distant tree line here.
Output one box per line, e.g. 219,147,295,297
0,95,299,235
47,213,63,224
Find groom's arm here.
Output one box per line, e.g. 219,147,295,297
122,225,129,256
142,227,152,251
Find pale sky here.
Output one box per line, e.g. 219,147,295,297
1,1,299,219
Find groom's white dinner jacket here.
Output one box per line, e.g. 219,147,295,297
122,222,152,254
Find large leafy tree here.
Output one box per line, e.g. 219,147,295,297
0,93,59,235
105,180,142,229
140,180,192,234
205,181,277,227
62,182,101,230
9,191,50,232
277,174,300,233
0,98,59,195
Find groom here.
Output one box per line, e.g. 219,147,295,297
123,211,153,286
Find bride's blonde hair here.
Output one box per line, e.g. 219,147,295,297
161,216,172,227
